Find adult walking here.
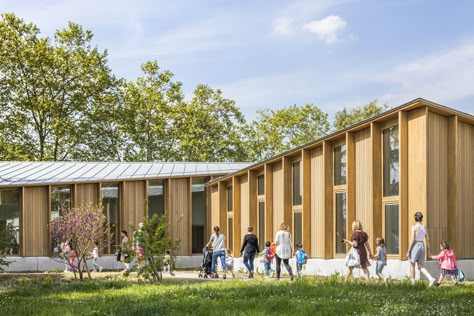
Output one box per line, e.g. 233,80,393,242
206,226,227,279
343,220,372,280
120,230,130,272
240,226,260,278
274,223,294,280
407,211,436,286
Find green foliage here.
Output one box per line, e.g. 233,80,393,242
246,104,330,160
333,100,389,131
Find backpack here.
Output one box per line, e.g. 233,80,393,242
297,250,308,264
266,243,276,259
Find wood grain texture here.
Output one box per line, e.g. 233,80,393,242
240,174,249,239
23,186,48,256
323,141,334,259
272,162,284,234
399,111,409,257
232,176,241,256
264,164,274,242
371,122,383,252
75,183,99,207
302,149,312,257
169,178,191,255
122,181,146,231
310,147,324,257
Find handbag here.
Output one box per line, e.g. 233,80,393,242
456,268,465,283
345,247,361,268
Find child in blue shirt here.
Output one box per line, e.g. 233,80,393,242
295,243,308,277
374,237,387,280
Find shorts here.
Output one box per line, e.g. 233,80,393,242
376,262,385,275
409,241,425,264
441,268,457,276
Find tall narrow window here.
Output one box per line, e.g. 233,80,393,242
0,189,20,255
383,125,399,196
257,175,265,196
292,161,302,205
385,204,400,254
148,180,165,219
101,183,120,254
192,178,207,253
293,211,302,249
51,186,72,253
258,201,265,245
227,186,233,212
335,192,346,254
228,217,233,252
334,145,347,185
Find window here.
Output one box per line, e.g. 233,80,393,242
227,186,233,212
292,161,302,205
385,204,399,254
293,211,302,249
335,192,346,254
334,145,347,185
228,217,233,252
258,201,265,245
148,180,165,219
101,183,120,254
192,178,207,253
257,175,265,196
0,189,20,255
383,125,399,196
50,186,72,253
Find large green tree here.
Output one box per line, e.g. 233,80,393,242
333,100,389,131
246,104,330,161
0,13,118,161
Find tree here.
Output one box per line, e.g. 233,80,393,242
246,104,330,161
50,205,110,280
0,13,118,161
333,100,389,131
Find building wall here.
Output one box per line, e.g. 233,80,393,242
23,186,49,256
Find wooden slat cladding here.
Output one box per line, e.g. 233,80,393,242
122,181,146,231
210,185,219,228
355,128,372,243
323,141,334,258
264,164,274,242
75,183,99,207
371,122,383,250
399,111,409,256
427,112,448,251
169,178,191,255
23,186,48,256
302,149,311,256
310,147,324,257
232,176,241,256
239,174,249,239
272,162,284,233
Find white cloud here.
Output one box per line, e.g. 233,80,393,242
303,15,347,44
272,17,295,36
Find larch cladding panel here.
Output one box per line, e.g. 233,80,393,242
240,175,249,239
355,128,372,242
272,162,284,234
457,121,474,258
75,183,99,207
310,147,324,257
210,185,219,228
427,112,448,251
122,181,146,231
169,178,190,255
23,186,49,256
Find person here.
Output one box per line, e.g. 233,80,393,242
295,243,308,278
61,240,72,273
163,250,175,276
240,226,260,278
90,241,103,272
206,226,227,279
343,220,372,280
373,237,387,280
120,230,130,272
258,241,275,278
274,223,294,280
225,249,236,278
431,240,458,286
133,223,146,268
407,212,436,286
69,240,78,271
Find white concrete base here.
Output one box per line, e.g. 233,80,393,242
2,256,473,281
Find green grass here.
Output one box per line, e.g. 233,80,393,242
0,276,472,315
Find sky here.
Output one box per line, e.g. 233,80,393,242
2,0,474,119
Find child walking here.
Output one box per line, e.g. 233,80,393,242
163,250,175,276
225,249,235,278
374,237,387,280
295,243,308,277
431,240,458,286
90,241,103,272
259,241,275,278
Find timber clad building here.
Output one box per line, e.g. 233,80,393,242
0,98,473,272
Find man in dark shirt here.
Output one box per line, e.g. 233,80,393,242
240,226,260,278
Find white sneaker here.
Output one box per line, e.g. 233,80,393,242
99,267,103,272
428,278,436,287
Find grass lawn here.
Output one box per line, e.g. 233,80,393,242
0,273,472,315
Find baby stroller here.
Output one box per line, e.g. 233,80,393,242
198,246,214,278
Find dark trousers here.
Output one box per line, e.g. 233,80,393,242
275,254,293,278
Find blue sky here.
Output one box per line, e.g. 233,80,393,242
3,0,474,119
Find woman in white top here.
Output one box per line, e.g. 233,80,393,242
206,226,227,279
274,223,294,280
407,212,436,286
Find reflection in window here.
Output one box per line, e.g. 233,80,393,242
383,125,399,196
101,183,120,254
227,186,233,212
293,211,302,249
335,192,346,254
148,180,165,219
192,178,207,253
385,204,399,254
334,145,347,185
51,186,72,253
257,175,265,196
292,161,302,205
258,201,265,245
0,189,20,255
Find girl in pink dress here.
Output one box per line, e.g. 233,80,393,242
431,240,458,286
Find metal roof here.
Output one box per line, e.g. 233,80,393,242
0,162,253,187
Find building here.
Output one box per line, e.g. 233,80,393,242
0,161,252,270
208,98,473,278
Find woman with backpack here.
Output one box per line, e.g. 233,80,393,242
274,223,294,280
240,226,260,278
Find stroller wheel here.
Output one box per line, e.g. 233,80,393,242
204,274,208,279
